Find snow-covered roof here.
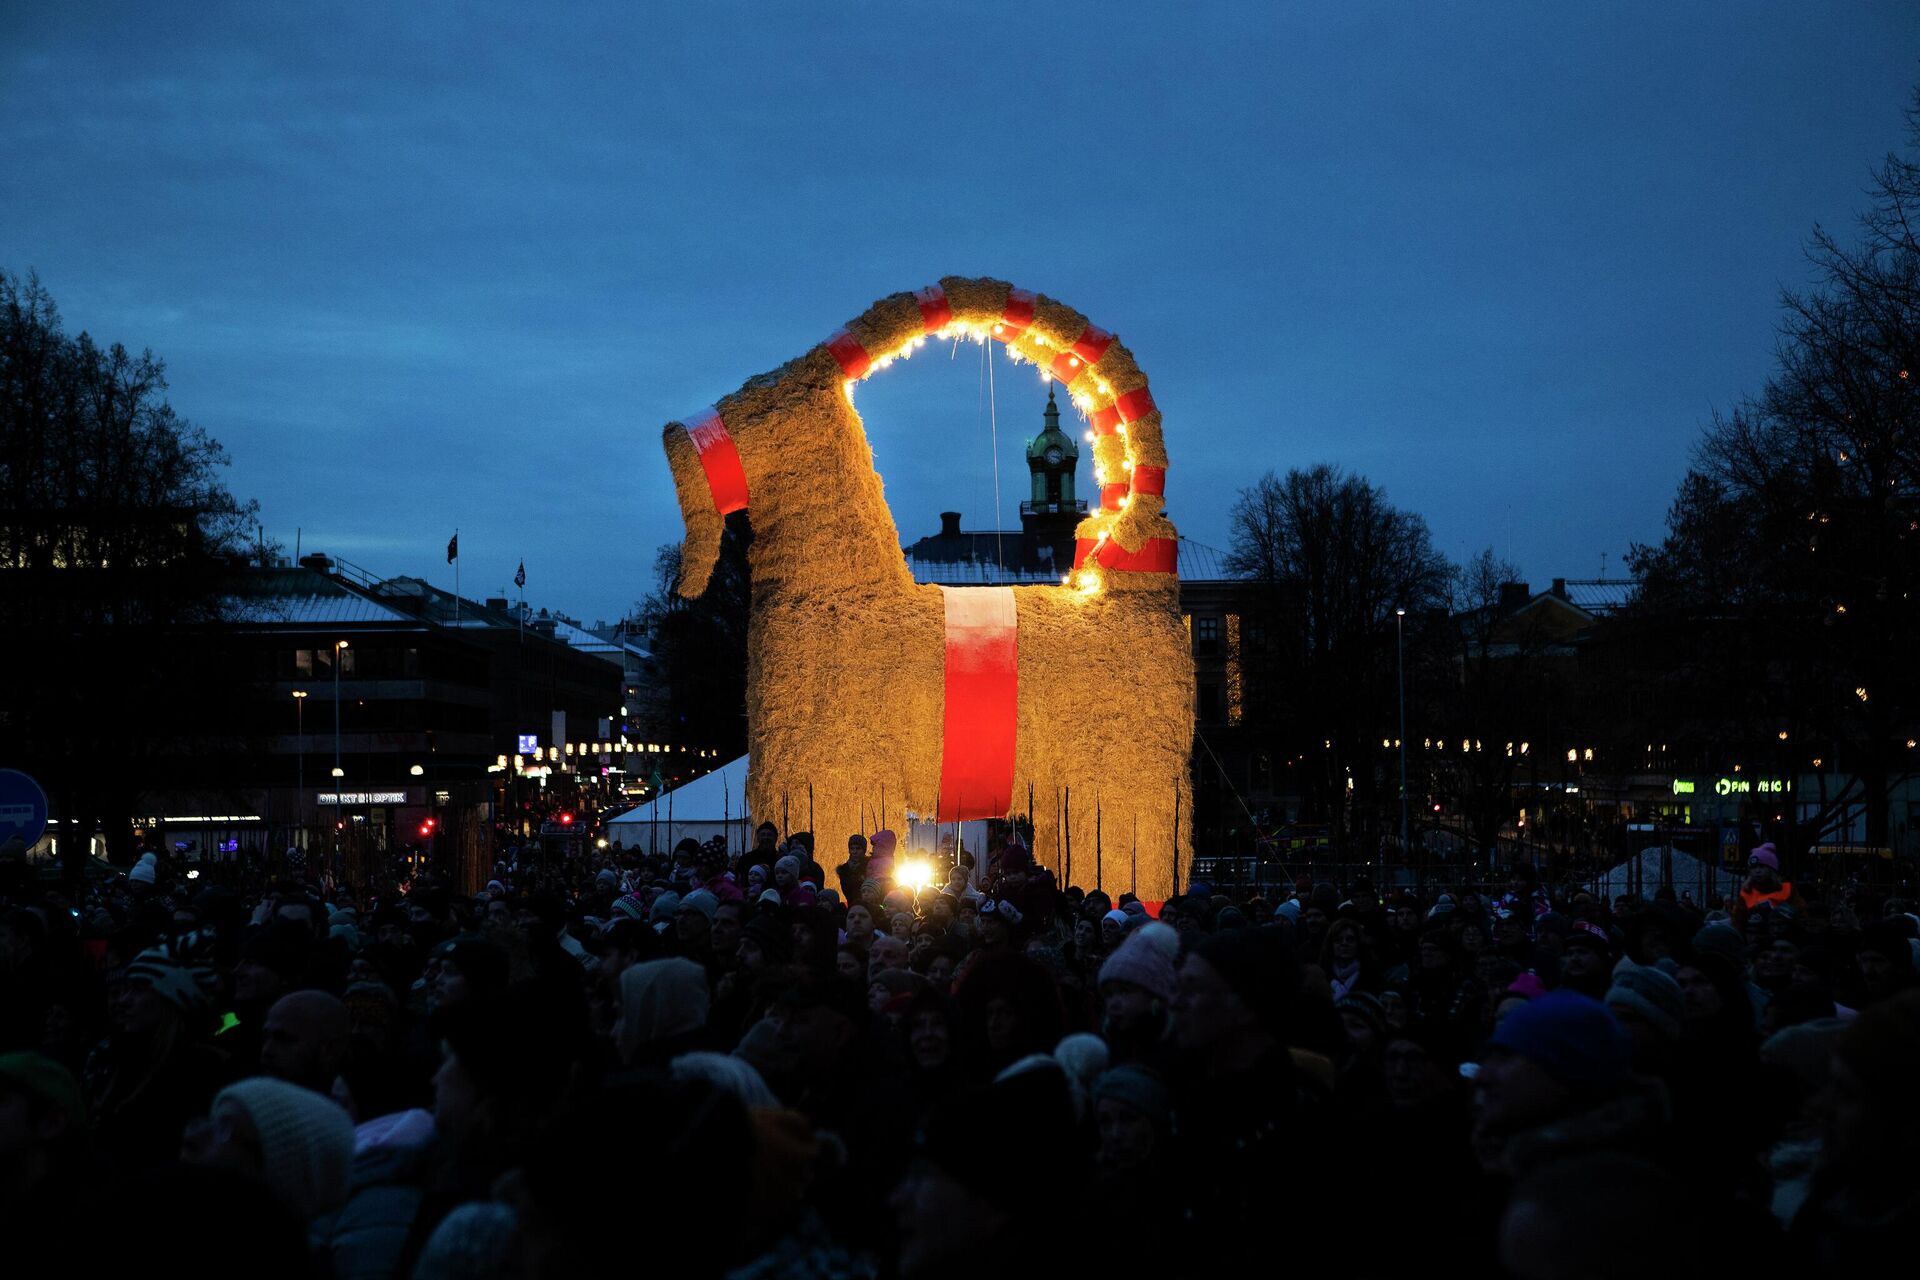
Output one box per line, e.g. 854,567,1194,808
905,538,1237,585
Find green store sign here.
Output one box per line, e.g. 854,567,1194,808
1671,777,1790,797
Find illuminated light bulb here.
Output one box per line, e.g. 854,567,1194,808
1119,496,1131,509
1067,356,1080,367
993,323,1004,332
1122,460,1133,471
1061,575,1072,586
1116,425,1127,437
1084,430,1095,442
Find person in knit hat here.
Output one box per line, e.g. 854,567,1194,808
1467,990,1642,1175
647,889,682,932
1097,921,1178,1067
674,888,719,964
739,910,793,971
1557,919,1614,999
1092,1063,1171,1172
260,990,352,1094
127,850,160,890
1731,843,1804,930
1605,957,1686,1066
94,943,227,1169
0,1052,90,1228
190,1077,355,1222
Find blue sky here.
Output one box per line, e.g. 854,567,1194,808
3,2,1916,621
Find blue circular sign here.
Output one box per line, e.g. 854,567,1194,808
0,769,50,850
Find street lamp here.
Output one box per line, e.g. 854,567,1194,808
1395,607,1409,885
332,641,349,787
333,641,349,860
291,691,309,840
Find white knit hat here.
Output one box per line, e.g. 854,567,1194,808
128,852,158,885
213,1078,354,1220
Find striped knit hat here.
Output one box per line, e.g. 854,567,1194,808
124,937,217,1014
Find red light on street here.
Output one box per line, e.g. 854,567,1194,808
559,812,574,826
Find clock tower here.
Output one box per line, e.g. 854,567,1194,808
1022,386,1086,563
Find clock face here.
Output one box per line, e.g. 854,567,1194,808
1044,446,1063,465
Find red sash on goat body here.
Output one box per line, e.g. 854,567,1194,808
938,587,1017,822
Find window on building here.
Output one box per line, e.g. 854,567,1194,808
1195,616,1219,656
1198,682,1220,721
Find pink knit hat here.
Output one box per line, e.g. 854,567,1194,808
1748,844,1780,871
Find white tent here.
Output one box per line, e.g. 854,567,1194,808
1590,845,1743,903
607,756,753,855
608,757,1000,876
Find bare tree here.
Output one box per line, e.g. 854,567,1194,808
1,271,261,865
1226,465,1452,848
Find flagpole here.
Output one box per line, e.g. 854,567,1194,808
452,528,460,630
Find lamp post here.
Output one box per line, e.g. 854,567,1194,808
1396,607,1409,886
291,690,309,845
333,641,349,791
333,641,349,871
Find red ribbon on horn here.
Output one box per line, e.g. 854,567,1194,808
1050,324,1113,385
825,327,872,379
995,288,1036,342
915,285,952,332
683,407,749,515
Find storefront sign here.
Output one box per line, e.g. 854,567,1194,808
317,791,410,806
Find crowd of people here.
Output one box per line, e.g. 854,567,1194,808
1,825,1917,1277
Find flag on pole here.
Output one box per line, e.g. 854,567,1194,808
446,532,459,564
514,560,526,589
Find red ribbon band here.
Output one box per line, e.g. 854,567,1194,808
1095,536,1178,575
1050,324,1113,385
938,586,1018,822
1101,483,1129,511
1115,386,1157,424
683,407,750,515
826,327,871,379
1132,465,1166,497
996,288,1036,342
1090,404,1121,436
915,285,952,333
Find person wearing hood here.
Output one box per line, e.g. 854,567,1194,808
615,957,711,1069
